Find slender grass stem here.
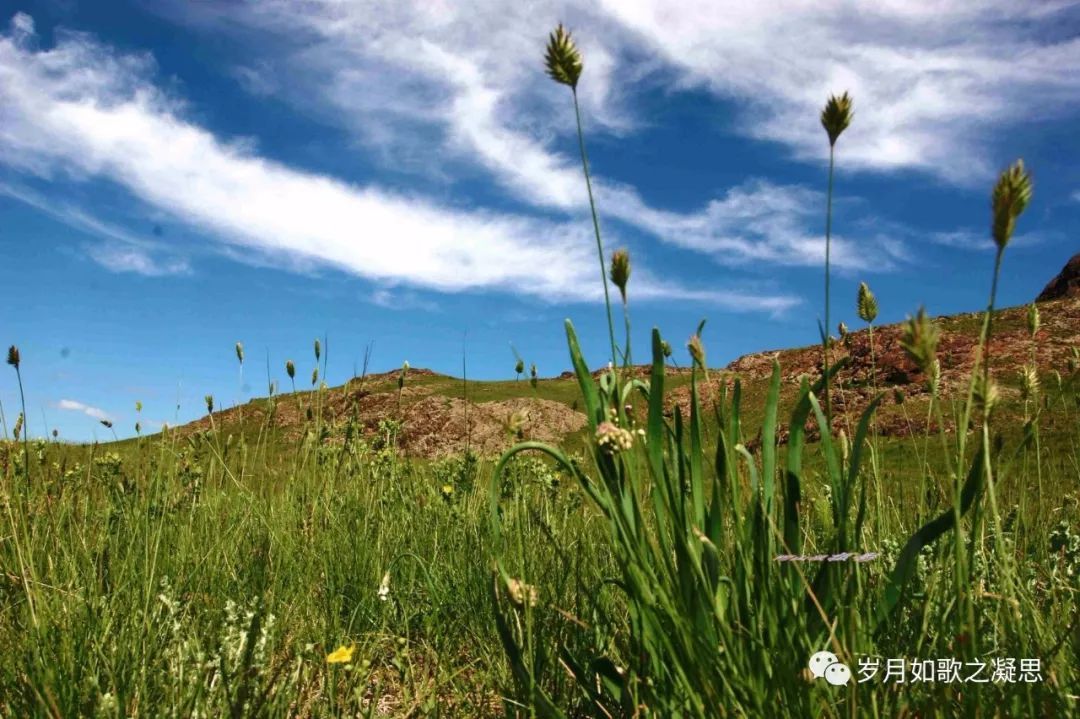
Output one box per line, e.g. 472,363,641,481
823,144,836,420
572,88,619,369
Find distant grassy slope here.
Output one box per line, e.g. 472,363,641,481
162,296,1077,461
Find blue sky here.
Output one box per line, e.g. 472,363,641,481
1,1,1078,441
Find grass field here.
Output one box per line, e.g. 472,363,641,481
2,22,1080,719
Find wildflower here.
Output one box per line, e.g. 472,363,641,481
687,334,706,370
235,342,244,364
440,483,455,500
205,395,214,414
377,571,391,602
991,159,1032,250
1027,303,1040,338
610,248,631,303
326,644,356,664
544,24,582,89
506,577,539,608
314,339,321,362
857,282,878,324
6,345,19,369
285,360,295,379
900,307,939,375
821,92,853,146
596,421,634,454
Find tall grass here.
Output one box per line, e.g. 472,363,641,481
486,25,1077,718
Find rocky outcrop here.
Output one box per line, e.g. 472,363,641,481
1037,252,1080,302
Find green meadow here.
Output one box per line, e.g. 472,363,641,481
2,24,1078,719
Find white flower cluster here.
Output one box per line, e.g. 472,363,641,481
596,421,634,454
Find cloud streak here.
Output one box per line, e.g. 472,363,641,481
57,399,111,422
0,15,798,311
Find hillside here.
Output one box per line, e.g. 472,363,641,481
180,257,1080,458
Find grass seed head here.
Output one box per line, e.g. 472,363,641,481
1027,303,1040,338
857,282,878,324
311,368,319,387
544,24,583,89
286,360,295,379
314,339,321,362
506,577,539,608
530,363,538,390
821,92,853,146
660,340,672,358
100,419,113,429
974,374,1000,417
12,413,23,440
991,159,1032,251
687,334,706,370
6,345,19,369
1020,364,1040,402
900,307,939,375
235,342,244,364
610,248,631,303
205,395,214,414
515,359,525,375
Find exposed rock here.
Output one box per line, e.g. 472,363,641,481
1037,252,1080,302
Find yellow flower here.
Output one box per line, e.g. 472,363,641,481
326,644,355,664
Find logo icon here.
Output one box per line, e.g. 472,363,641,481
809,650,851,686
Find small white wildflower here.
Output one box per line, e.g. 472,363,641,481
377,571,391,602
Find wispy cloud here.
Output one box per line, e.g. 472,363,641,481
369,288,441,312
930,229,1049,252
163,1,1079,204
157,1,914,271
0,181,191,275
85,243,191,276
56,399,111,422
0,15,799,311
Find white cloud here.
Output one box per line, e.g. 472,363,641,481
158,1,910,271
57,399,111,422
85,243,191,276
161,0,1080,228
595,0,1080,182
0,16,800,311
